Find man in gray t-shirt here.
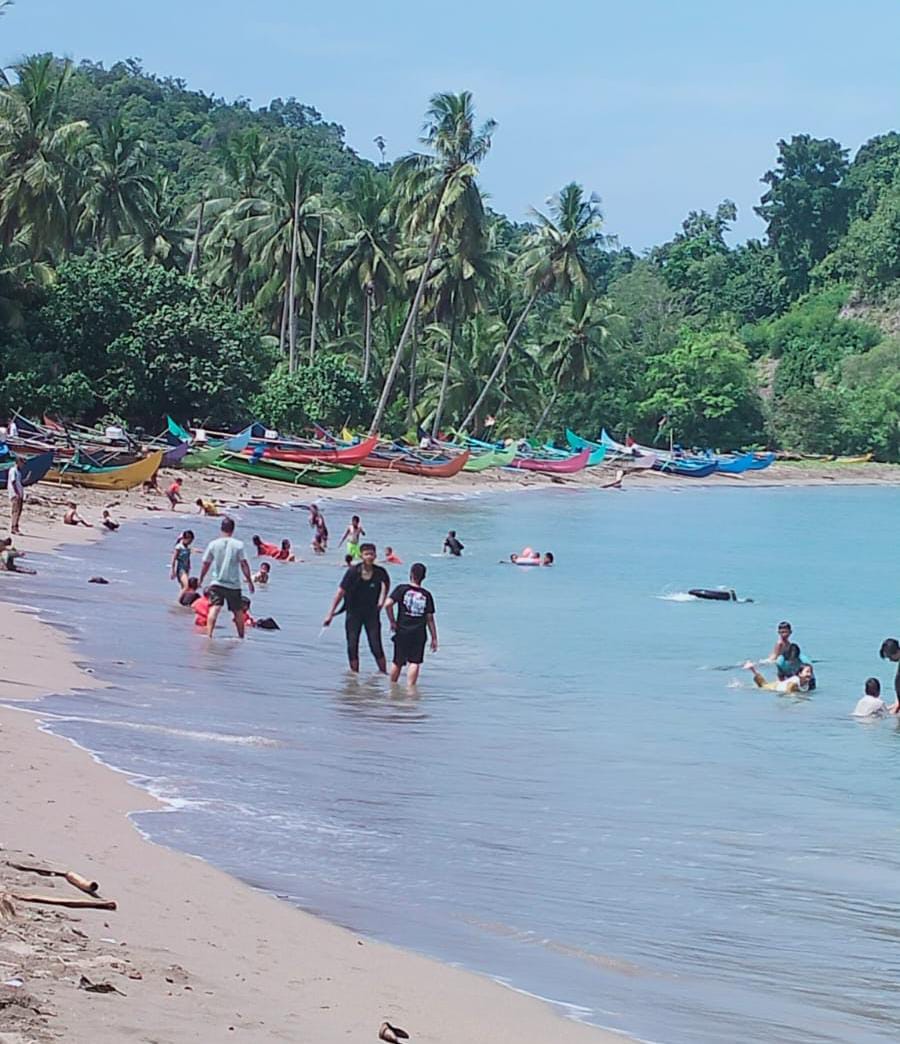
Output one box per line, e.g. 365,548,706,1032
198,516,255,638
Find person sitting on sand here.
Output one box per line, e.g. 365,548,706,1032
179,577,201,607
600,468,625,490
171,530,195,589
195,497,219,517
253,561,271,585
776,642,816,690
63,502,92,527
852,677,898,718
383,546,402,565
101,510,119,532
0,537,35,574
743,660,813,694
166,476,183,510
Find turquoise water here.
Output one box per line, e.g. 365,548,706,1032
8,486,900,1043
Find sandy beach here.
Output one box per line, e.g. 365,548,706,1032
0,470,638,1044
1,458,896,1042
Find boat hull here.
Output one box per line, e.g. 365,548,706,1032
46,450,164,491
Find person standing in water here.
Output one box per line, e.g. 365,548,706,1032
198,516,255,639
7,454,23,535
323,542,389,673
386,562,438,688
443,530,464,556
769,621,794,662
339,514,365,560
171,530,195,590
309,504,328,553
879,638,900,706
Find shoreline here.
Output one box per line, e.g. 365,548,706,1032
0,479,633,1043
2,460,897,1042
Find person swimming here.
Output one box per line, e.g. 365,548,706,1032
852,677,897,718
775,642,816,690
253,561,271,585
179,576,201,606
743,660,813,694
383,546,402,564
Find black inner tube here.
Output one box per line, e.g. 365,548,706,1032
689,588,734,601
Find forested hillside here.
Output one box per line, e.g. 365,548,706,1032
3,49,900,455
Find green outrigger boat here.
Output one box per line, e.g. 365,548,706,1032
180,443,228,470
212,453,358,489
463,444,517,472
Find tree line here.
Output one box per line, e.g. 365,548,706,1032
2,52,900,456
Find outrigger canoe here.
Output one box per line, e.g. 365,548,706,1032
252,433,379,466
508,447,591,474
212,454,358,489
464,445,517,472
46,450,164,491
361,449,470,477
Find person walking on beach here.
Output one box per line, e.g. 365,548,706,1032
323,542,389,673
198,516,255,639
167,476,183,510
386,562,438,688
339,514,365,560
171,530,195,590
7,454,23,535
443,530,464,556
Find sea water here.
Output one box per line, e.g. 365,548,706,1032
7,486,900,1044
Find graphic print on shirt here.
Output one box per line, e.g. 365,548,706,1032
402,588,428,619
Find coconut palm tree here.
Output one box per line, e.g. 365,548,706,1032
369,90,495,433
0,55,88,258
119,173,191,268
331,167,398,381
533,290,622,432
458,182,607,432
78,118,155,247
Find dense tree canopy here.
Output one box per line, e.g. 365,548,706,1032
2,46,900,456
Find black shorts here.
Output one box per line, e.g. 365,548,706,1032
208,585,243,613
345,610,384,663
393,631,426,666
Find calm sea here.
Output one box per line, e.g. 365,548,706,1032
7,486,900,1044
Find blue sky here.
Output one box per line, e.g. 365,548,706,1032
5,0,900,250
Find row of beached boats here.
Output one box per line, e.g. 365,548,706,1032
0,412,788,492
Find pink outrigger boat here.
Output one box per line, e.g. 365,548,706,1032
507,447,591,474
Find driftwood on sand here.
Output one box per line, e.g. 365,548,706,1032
7,862,99,895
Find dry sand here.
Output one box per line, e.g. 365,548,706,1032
0,471,632,1044
0,456,895,1042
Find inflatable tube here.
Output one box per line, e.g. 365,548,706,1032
512,556,540,567
689,588,735,601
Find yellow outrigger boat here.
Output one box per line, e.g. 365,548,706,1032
46,450,164,491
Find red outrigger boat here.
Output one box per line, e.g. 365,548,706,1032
253,433,380,466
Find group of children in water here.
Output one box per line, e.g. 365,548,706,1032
741,619,900,719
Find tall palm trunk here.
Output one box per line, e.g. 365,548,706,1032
370,222,442,434
287,173,301,374
407,321,419,426
187,194,206,276
533,389,559,436
431,314,455,438
363,288,373,383
279,291,288,355
459,289,539,432
309,216,323,362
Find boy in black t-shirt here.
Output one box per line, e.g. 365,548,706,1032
386,562,438,687
323,543,390,673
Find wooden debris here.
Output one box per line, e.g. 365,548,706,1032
7,863,99,895
11,894,116,911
